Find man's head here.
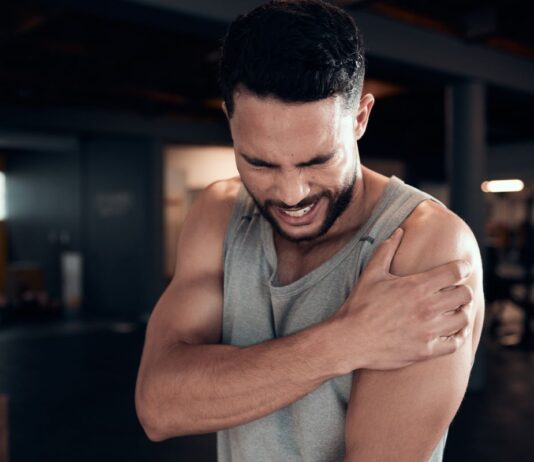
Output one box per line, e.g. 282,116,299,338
219,0,373,243
219,0,366,118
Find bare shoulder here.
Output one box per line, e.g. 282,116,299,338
173,176,242,277
391,198,485,352
391,199,481,278
180,177,242,242
190,177,242,231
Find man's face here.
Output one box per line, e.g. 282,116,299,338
226,91,365,243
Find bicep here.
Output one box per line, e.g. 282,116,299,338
344,205,485,461
142,181,237,360
146,271,224,351
344,299,482,461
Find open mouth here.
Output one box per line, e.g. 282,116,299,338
279,202,316,217
272,198,322,226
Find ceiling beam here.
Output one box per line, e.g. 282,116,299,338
356,10,534,95
122,0,534,95
124,0,263,22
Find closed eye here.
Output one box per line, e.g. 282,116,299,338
295,152,335,168
241,153,277,169
240,151,335,169
248,158,276,168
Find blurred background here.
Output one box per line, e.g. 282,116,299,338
0,0,532,460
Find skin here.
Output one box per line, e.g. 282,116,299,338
344,205,484,461
228,87,372,248
135,87,483,459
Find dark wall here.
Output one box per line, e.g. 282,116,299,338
4,133,164,319
81,134,162,319
6,148,82,300
0,111,228,320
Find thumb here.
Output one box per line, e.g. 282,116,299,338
365,228,404,279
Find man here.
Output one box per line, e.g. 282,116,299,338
135,1,484,461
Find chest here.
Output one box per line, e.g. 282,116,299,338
275,237,352,285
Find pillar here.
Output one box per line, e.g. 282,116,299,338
445,80,487,391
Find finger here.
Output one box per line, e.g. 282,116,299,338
431,329,469,357
431,284,474,315
364,228,404,279
418,259,472,293
432,304,470,337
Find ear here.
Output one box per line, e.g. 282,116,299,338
354,93,375,140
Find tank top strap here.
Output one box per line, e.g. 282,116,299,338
222,183,256,260
357,176,445,270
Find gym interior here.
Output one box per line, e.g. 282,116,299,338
0,1,532,461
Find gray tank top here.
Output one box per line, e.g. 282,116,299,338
217,175,448,462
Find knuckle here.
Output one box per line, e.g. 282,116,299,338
450,261,463,281
412,281,428,302
457,309,469,327
447,329,468,353
464,299,474,313
452,336,463,351
440,335,457,354
420,304,434,322
465,285,474,303
447,338,459,354
457,284,473,304
419,341,434,359
458,327,469,341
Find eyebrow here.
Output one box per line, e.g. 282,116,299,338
240,151,335,168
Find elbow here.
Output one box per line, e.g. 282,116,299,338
135,378,172,442
135,379,193,441
139,414,168,443
141,421,168,443
135,391,166,442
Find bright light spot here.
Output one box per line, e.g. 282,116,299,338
0,172,5,220
481,179,524,193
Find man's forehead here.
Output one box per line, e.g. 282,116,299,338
230,92,355,160
231,92,350,134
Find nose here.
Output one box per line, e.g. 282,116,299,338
273,169,311,207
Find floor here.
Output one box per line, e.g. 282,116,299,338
0,315,532,462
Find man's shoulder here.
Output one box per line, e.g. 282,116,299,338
193,177,242,225
180,177,242,244
404,198,472,244
391,198,480,277
201,176,242,209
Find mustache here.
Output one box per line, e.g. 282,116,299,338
265,192,330,210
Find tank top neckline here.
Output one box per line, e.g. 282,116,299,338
258,175,404,297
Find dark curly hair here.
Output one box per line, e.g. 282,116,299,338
219,0,366,117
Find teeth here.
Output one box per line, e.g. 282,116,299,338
281,204,313,217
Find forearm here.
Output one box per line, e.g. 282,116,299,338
136,316,346,440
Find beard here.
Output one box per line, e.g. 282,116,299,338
243,172,357,243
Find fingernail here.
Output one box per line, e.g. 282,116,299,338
462,260,472,277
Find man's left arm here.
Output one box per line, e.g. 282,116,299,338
344,202,485,462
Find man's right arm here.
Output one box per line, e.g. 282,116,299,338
135,179,346,441
135,180,474,441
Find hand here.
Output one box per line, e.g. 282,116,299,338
333,228,474,372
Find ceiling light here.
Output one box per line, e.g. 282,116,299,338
481,179,524,193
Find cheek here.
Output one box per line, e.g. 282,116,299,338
312,163,354,192
317,164,350,186
338,155,356,180
238,168,274,199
